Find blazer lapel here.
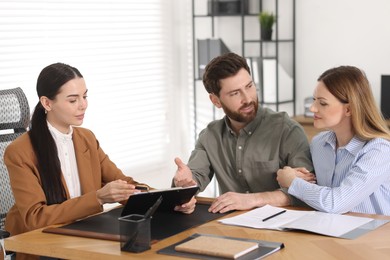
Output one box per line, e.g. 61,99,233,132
73,130,96,194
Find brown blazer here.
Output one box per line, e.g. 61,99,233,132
4,127,140,238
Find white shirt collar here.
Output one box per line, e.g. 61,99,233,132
47,121,73,141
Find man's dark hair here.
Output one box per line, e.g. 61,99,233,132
202,52,251,96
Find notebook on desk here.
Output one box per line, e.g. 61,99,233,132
158,233,284,259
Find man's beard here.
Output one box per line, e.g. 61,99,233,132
220,98,259,123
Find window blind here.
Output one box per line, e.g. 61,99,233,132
0,0,189,187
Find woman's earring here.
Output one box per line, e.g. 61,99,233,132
45,110,48,114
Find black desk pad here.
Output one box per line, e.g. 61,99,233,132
43,204,227,242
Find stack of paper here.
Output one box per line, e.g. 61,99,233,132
219,205,387,239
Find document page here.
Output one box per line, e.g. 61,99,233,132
219,205,309,230
281,211,372,237
219,205,374,238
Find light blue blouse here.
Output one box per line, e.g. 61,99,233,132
288,131,390,215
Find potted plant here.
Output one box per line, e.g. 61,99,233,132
259,11,275,41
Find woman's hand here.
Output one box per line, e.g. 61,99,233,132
277,166,316,188
294,167,317,183
96,179,138,205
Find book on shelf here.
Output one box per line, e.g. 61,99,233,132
219,204,390,239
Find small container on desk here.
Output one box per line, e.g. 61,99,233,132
118,214,151,253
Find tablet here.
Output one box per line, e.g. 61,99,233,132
121,186,199,217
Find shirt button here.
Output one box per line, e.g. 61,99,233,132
238,146,242,150
249,131,252,135
238,169,242,173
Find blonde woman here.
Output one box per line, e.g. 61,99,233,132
277,66,390,215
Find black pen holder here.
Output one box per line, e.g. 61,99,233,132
118,214,151,253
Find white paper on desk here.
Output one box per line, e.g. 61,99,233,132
281,211,372,237
219,205,373,238
219,205,309,230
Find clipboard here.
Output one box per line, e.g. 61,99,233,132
121,186,199,217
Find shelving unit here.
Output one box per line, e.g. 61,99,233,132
192,0,295,140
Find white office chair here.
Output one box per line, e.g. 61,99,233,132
0,87,30,260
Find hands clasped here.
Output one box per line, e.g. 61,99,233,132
276,166,316,188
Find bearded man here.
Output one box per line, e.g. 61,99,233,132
173,52,315,213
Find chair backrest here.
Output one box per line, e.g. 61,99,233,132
0,87,30,230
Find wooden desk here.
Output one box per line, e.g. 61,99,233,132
5,202,390,259
293,115,390,142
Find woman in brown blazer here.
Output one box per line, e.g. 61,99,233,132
4,63,195,260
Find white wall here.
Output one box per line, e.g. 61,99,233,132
295,0,390,115
191,0,390,115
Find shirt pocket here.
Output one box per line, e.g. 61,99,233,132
248,159,280,191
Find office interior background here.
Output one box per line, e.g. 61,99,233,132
1,0,390,198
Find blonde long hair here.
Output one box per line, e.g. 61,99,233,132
318,66,390,141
